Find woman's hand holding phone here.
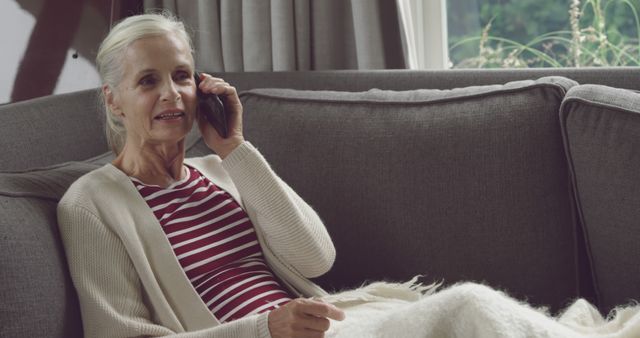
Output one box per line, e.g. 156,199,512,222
194,72,245,159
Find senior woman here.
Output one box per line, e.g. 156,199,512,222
59,11,640,338
58,13,344,338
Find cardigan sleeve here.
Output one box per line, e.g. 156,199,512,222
221,142,336,278
57,203,272,338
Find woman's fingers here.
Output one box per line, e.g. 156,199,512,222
268,298,346,338
196,74,233,95
297,316,331,332
295,299,346,322
196,73,242,111
201,81,232,94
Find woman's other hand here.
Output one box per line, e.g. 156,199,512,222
268,298,346,338
195,73,245,159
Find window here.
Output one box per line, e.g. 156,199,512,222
449,0,640,68
397,0,449,69
402,0,640,69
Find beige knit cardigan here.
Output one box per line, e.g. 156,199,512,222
57,142,334,337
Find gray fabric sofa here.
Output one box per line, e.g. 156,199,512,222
1,68,639,337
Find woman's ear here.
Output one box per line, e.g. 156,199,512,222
103,84,123,117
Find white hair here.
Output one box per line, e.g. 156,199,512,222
96,12,194,155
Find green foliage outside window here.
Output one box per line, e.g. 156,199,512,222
448,0,640,67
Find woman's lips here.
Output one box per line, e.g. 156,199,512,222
154,112,185,120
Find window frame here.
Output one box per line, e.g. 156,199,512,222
398,0,449,70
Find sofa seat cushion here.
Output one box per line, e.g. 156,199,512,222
560,84,640,313
238,76,578,311
0,162,99,337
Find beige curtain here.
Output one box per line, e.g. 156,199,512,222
144,0,407,71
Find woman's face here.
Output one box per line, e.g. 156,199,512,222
107,33,197,148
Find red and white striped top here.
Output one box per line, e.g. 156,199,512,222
131,165,292,323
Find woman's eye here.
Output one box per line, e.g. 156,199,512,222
174,71,190,82
139,76,156,86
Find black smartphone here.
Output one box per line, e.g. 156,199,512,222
194,72,228,138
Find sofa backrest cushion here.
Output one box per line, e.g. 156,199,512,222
0,161,104,337
0,89,109,171
560,84,640,313
238,76,578,311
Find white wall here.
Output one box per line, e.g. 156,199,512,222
0,0,104,104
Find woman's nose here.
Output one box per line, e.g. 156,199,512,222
160,79,180,102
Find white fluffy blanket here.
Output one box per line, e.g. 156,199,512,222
319,278,640,338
